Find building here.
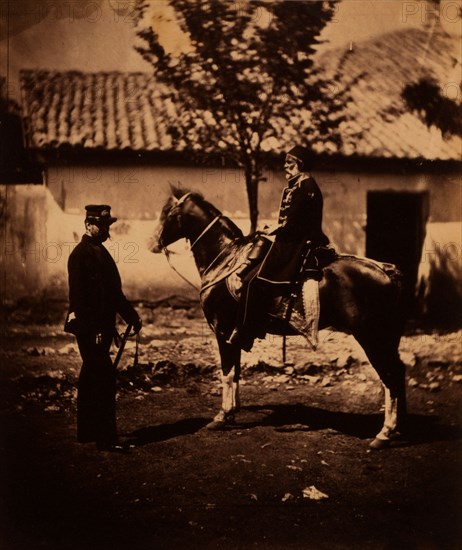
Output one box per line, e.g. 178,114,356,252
2,24,461,320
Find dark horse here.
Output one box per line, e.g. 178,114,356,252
151,187,407,449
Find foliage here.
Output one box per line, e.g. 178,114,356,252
134,0,343,231
0,78,38,182
402,78,462,139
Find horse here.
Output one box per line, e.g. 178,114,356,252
151,187,407,449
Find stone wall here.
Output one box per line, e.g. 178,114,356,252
0,184,199,304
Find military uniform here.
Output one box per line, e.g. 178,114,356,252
228,147,330,348
64,205,140,450
257,172,329,284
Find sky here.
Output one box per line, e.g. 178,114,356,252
318,0,461,50
0,0,460,101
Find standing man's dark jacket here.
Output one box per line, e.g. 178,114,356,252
65,234,139,336
257,172,329,284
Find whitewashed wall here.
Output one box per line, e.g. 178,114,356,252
1,165,460,308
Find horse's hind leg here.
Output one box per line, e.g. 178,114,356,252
206,336,241,430
356,332,407,449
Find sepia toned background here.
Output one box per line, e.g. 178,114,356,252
0,2,461,550
0,0,460,323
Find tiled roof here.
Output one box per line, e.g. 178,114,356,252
19,25,461,161
20,71,180,152
315,26,461,160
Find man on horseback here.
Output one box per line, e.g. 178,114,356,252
228,145,331,348
152,182,406,445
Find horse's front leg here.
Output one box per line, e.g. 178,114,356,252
206,336,241,430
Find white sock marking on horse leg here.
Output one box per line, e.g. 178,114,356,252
376,384,399,440
233,381,240,411
222,368,236,413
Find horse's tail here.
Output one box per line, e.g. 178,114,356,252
378,263,408,332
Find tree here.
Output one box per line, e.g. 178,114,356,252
402,78,462,139
400,0,462,141
134,0,343,232
0,78,41,183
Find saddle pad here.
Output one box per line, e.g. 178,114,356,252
302,278,320,348
201,242,252,300
226,270,242,302
280,278,320,350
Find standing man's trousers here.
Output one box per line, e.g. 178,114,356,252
76,330,117,447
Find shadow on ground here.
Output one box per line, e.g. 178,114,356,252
237,403,462,444
123,417,209,446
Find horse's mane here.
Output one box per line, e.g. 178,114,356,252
170,184,244,239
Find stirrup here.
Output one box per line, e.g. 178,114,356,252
226,328,240,344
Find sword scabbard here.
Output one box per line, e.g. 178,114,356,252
113,324,133,369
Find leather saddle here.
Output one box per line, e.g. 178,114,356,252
226,242,337,302
225,241,337,350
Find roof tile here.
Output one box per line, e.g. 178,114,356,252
20,70,178,153
315,25,461,160
19,24,461,161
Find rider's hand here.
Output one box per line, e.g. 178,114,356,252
263,224,279,236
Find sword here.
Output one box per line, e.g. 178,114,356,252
113,324,133,370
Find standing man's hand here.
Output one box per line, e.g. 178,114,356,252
133,317,142,334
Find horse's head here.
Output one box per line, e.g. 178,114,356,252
150,191,194,253
151,186,244,257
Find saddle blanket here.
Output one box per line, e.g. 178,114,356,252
226,267,320,350
298,279,320,349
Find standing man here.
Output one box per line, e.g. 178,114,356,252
64,205,142,452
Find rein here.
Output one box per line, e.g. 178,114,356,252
189,215,221,250
162,245,200,291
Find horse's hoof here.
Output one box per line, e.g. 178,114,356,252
205,411,235,430
370,431,407,450
369,437,390,450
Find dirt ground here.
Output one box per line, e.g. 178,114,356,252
1,303,461,550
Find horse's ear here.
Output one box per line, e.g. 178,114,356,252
165,183,179,204
168,181,184,199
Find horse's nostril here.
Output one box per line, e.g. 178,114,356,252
148,238,161,253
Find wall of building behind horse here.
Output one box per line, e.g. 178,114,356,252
2,160,460,325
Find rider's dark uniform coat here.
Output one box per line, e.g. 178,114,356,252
257,172,329,284
64,234,139,446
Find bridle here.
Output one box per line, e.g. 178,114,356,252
159,193,222,289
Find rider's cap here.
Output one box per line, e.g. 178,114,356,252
286,146,314,170
85,204,117,224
